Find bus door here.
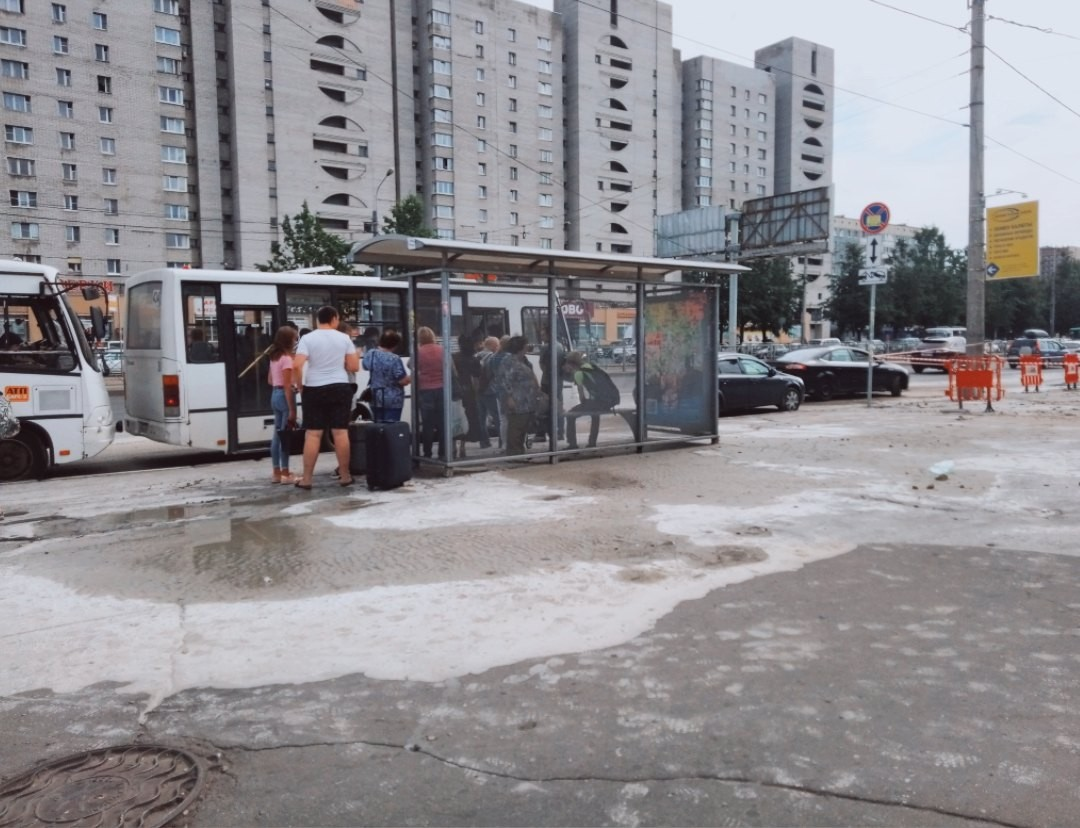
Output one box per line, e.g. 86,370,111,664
218,287,279,452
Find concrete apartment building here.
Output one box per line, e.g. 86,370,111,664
2,0,833,328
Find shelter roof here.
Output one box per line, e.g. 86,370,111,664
350,235,747,283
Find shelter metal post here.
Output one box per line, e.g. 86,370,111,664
547,275,558,463
440,263,452,465
635,280,646,452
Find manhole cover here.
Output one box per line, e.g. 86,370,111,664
0,744,204,827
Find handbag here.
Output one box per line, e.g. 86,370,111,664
0,394,19,440
450,398,468,437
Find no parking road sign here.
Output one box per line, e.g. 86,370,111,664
859,202,891,235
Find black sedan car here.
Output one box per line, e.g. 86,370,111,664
717,353,804,413
773,345,909,401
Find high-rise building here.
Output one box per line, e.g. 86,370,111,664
1,0,838,312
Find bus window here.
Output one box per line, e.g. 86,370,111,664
0,296,78,372
127,281,162,350
284,287,332,332
337,288,407,353
182,282,220,362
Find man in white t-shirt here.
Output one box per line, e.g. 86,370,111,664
291,305,360,488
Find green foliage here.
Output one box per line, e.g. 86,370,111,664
256,202,351,274
825,227,966,338
719,257,800,341
382,194,436,238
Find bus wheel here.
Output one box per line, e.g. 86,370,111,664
0,432,46,482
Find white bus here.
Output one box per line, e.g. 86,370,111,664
123,268,411,454
120,267,590,455
0,261,115,480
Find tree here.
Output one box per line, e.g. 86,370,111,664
256,202,351,274
823,241,870,337
382,194,436,238
718,257,800,341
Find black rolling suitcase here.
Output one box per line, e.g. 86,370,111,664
365,421,412,490
348,421,368,477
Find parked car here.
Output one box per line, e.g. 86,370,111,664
717,353,804,413
774,345,910,401
1006,337,1066,369
913,335,966,373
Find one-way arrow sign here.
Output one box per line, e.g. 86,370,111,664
869,238,879,264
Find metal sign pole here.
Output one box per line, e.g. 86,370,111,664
867,283,876,406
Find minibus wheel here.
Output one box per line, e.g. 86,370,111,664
0,432,46,482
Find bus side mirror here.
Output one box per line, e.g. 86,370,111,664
89,306,107,342
81,286,103,301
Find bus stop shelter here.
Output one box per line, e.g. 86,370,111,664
351,236,748,471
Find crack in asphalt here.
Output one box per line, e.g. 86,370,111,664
193,737,1028,828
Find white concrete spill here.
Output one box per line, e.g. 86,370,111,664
325,475,596,531
0,473,862,706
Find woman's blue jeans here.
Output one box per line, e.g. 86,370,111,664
270,387,290,469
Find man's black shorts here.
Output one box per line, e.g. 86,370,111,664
301,383,353,430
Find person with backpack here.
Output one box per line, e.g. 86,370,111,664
562,351,621,449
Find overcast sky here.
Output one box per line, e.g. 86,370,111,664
541,1,1080,249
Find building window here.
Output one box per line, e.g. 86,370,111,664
697,176,712,187
538,59,551,74
11,222,39,240
429,9,450,25
432,156,453,171
59,131,74,150
509,166,518,180
1,59,29,78
51,4,66,23
507,74,517,89
537,36,551,51
508,144,518,158
160,116,184,133
539,172,552,184
476,92,485,106
538,104,553,119
475,20,483,34
432,35,451,50
97,75,111,93
3,92,30,112
0,27,27,46
65,225,80,242
102,167,116,184
433,107,452,123
103,228,119,245
507,27,516,42
476,115,486,129
756,184,767,195
157,56,180,74
538,127,552,141
61,162,77,180
509,189,518,202
538,193,553,207
478,185,487,198
432,132,453,147
164,203,188,220
154,0,180,13
434,180,454,195
758,112,767,123
162,174,187,191
92,11,107,30
154,26,181,46
165,232,190,249
433,205,454,220
757,148,767,160
509,212,518,226
431,58,451,74
6,157,34,176
508,51,516,65
8,191,35,209
538,81,552,95
52,35,68,53
106,258,121,275
478,162,486,176
95,43,109,62
431,84,451,99
4,125,32,144
103,198,118,215
539,149,553,163
96,106,113,123
475,67,484,80
159,86,184,105
161,144,187,163
508,121,517,133
697,78,713,92
476,139,486,152
56,67,72,86
478,210,487,223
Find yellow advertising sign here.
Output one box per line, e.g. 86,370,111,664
985,201,1039,280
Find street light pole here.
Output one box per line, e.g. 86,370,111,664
966,0,986,355
372,168,394,237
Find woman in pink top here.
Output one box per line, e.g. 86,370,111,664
415,326,446,459
267,325,298,482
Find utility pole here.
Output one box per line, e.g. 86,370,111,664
966,0,986,354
